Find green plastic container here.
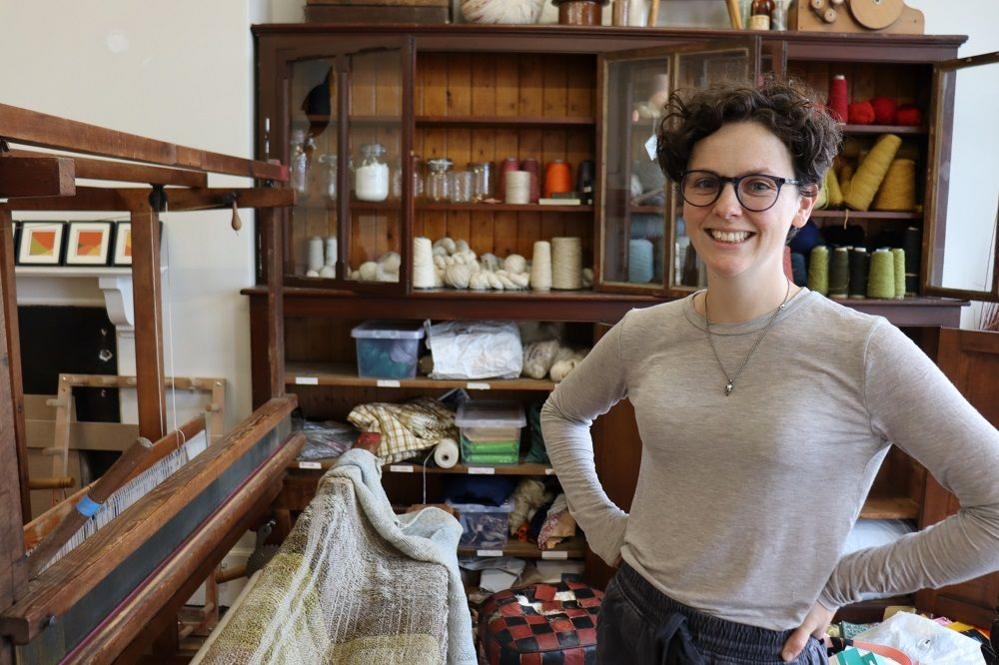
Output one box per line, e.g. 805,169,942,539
455,401,526,466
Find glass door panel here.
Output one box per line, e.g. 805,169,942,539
925,52,999,302
345,48,404,285
599,51,672,291
289,58,338,279
667,42,755,294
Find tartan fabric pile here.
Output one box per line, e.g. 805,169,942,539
348,396,458,464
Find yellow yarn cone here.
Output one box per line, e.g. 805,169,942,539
825,168,843,208
845,134,902,211
873,158,917,212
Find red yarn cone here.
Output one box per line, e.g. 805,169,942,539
828,74,848,123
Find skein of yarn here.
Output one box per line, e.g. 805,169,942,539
413,237,436,289
531,240,552,291
551,237,583,290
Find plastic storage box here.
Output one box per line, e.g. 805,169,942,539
455,401,526,465
350,320,425,379
447,500,515,550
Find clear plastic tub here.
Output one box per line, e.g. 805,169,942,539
455,401,526,465
350,320,425,379
447,499,515,549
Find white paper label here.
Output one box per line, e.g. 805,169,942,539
476,549,504,557
466,382,491,390
294,376,319,385
389,464,414,473
376,379,401,388
645,133,658,161
544,468,556,475
541,550,569,560
467,466,495,475
298,461,322,470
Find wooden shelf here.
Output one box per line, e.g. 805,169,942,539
385,461,555,476
840,124,928,135
810,210,922,220
458,536,586,560
860,495,920,520
419,202,592,213
417,115,595,127
286,361,555,392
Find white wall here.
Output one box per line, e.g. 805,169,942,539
0,0,271,429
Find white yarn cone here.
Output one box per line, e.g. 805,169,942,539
531,240,552,292
551,236,582,290
413,236,435,289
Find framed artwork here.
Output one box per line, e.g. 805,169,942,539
112,222,132,266
65,222,113,265
17,222,65,265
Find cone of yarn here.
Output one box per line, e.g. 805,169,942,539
808,245,829,295
551,236,583,290
628,239,654,283
521,158,541,203
412,236,436,289
848,247,869,298
845,134,902,211
829,246,850,298
505,170,531,204
867,248,896,299
827,74,848,123
873,158,917,211
903,226,921,295
891,248,906,299
307,236,324,273
825,168,844,208
791,252,807,287
530,240,552,292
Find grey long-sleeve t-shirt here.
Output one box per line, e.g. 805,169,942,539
540,288,999,631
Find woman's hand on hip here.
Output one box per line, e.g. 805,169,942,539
782,600,835,662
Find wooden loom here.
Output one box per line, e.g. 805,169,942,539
0,104,294,664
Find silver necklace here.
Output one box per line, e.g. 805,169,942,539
703,280,791,396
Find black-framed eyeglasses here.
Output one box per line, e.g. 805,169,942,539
680,170,802,212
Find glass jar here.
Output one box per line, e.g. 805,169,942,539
448,170,473,203
318,153,337,201
470,162,493,202
355,143,389,202
426,157,453,202
290,129,309,197
392,155,425,200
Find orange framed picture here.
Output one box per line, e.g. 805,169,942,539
17,222,66,265
113,222,132,266
66,222,113,265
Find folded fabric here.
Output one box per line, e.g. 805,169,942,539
348,397,458,464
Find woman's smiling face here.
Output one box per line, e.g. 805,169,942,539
683,120,815,282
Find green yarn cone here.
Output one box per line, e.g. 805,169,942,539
808,245,829,296
892,248,906,299
829,247,850,298
867,248,895,299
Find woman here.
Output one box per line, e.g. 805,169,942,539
540,79,999,664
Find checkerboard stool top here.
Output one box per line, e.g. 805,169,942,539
478,579,603,665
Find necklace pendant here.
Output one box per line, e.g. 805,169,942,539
725,382,734,396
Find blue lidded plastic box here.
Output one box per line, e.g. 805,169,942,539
350,320,425,379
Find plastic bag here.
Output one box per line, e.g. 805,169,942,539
426,320,523,380
853,612,986,664
293,417,358,461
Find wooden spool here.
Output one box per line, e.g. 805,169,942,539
849,0,904,29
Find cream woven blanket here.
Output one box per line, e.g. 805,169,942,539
197,449,475,664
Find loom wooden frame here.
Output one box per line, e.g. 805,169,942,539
0,103,293,664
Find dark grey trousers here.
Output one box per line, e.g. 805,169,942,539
597,564,828,664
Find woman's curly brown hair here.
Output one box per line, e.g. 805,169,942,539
657,77,842,193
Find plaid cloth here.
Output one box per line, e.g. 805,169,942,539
348,397,458,464
478,580,603,665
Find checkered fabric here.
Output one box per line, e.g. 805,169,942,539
347,397,458,464
478,580,603,665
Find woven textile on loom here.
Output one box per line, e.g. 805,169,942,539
348,397,458,464
195,449,476,665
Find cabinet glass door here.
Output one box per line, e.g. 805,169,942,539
596,40,757,295
285,41,412,290
924,51,999,303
